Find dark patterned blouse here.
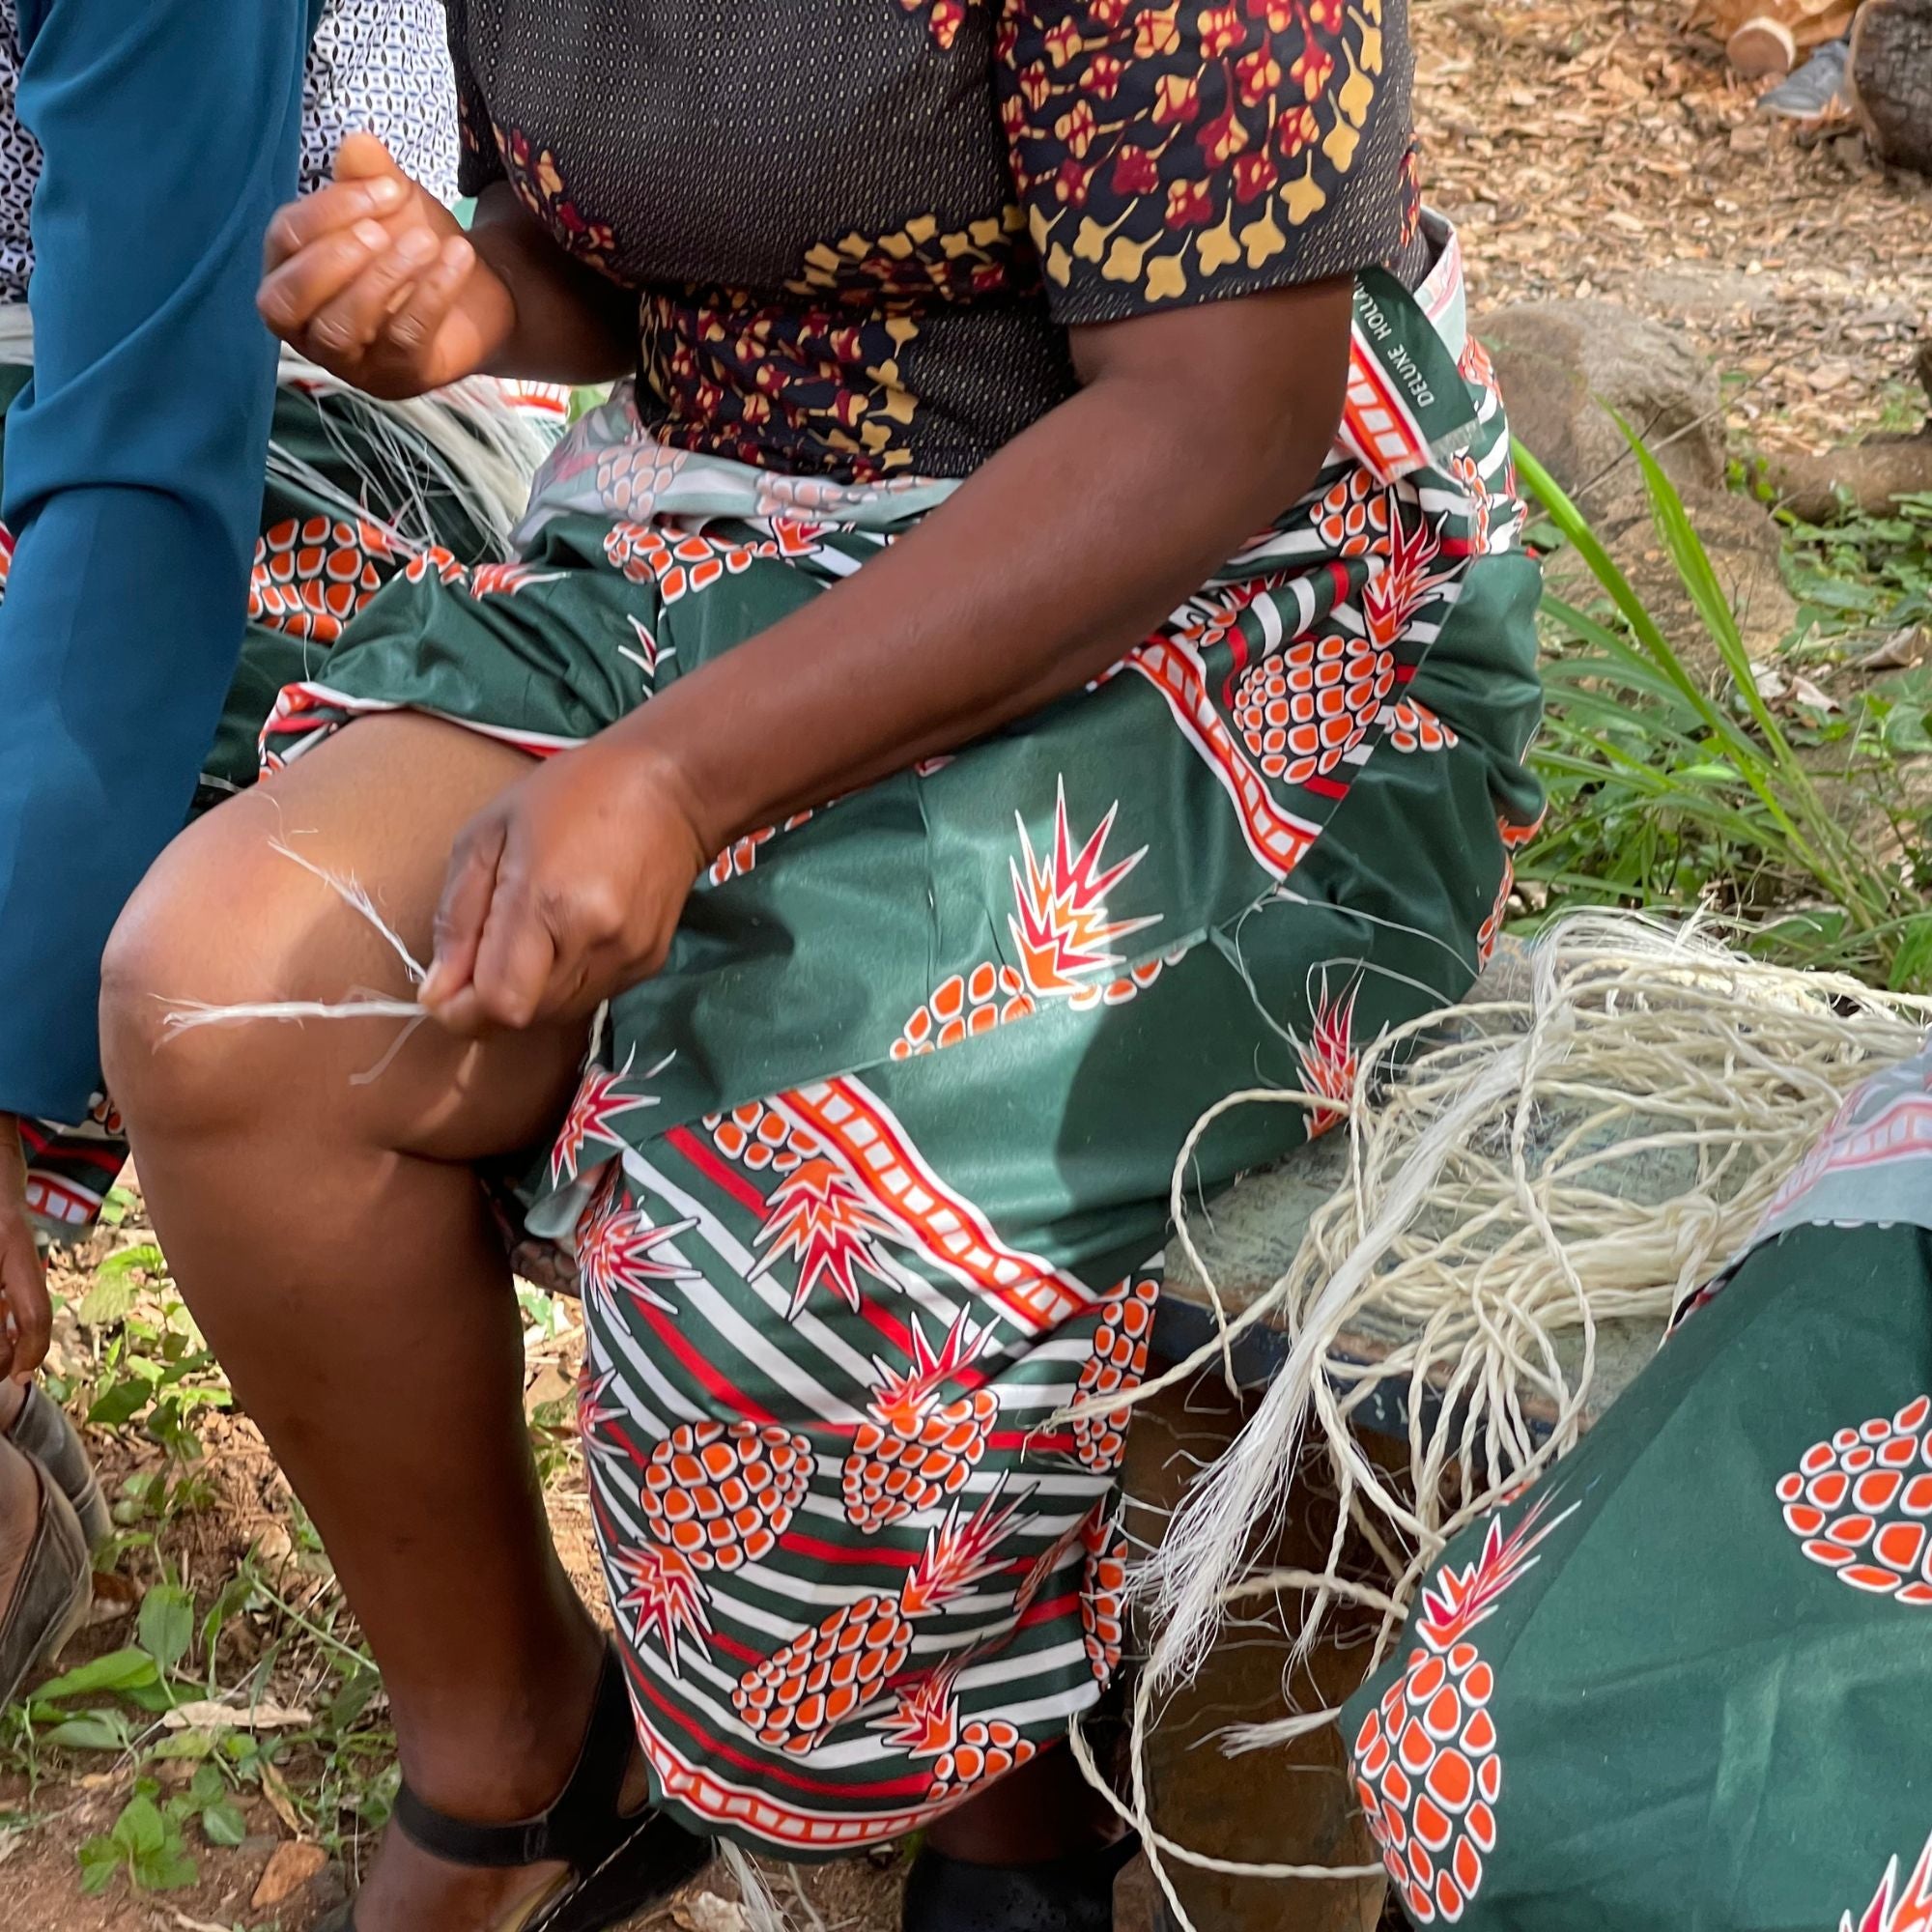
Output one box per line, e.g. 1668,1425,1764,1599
448,0,1426,483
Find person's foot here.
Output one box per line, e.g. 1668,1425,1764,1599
1758,38,1852,118
346,1748,657,1932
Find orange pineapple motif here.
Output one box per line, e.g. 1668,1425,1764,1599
404,546,465,585
603,520,821,605
1079,1509,1129,1683
1362,513,1447,652
844,1313,1000,1533
752,1157,909,1317
707,1101,820,1176
577,1174,697,1317
892,962,1036,1062
875,1662,1037,1802
733,1486,1021,1754
551,1052,668,1186
619,1421,812,1671
1009,781,1160,999
1232,631,1397,786
1070,1278,1159,1473
892,782,1168,1058
1777,1393,1932,1605
709,811,815,886
1299,981,1360,1139
250,517,388,643
1351,1498,1573,1925
1447,450,1493,555
469,560,564,599
1315,469,1393,558
1384,697,1457,754
1843,1830,1932,1932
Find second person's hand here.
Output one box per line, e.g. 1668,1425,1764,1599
257,131,517,399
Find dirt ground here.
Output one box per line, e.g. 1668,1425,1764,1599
1418,0,1931,456
4,5,1927,1929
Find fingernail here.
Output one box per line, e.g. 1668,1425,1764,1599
419,961,447,1004
354,219,389,251
442,236,474,271
397,227,439,266
367,176,407,209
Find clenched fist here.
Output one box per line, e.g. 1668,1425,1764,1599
257,131,517,399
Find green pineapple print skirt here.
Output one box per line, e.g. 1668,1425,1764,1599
255,241,1547,1856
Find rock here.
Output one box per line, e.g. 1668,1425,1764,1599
1850,0,1932,173
1476,298,1798,659
1539,478,1798,666
1766,337,1932,520
250,1839,327,1910
1478,298,1727,503
1768,429,1932,521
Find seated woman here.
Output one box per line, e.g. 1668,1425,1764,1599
0,0,558,1712
1348,1044,1932,1931
100,5,1543,1930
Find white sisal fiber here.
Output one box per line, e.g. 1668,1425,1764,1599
1071,913,1929,1925
157,844,429,1042
272,349,555,556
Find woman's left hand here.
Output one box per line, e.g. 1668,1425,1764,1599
419,739,709,1036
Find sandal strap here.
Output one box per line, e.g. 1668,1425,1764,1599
393,1644,640,1873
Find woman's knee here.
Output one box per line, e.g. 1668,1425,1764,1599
100,800,389,1143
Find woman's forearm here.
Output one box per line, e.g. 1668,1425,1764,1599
620,282,1356,856
469,185,636,385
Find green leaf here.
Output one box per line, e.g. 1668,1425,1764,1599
33,1646,157,1701
136,1846,199,1892
88,1378,154,1429
201,1801,248,1849
151,1730,215,1762
76,1835,122,1894
77,1274,139,1327
113,1795,166,1859
138,1584,196,1677
43,1713,129,1751
1888,918,1932,994
98,1242,166,1284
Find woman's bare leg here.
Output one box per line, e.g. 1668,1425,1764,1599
102,715,619,1930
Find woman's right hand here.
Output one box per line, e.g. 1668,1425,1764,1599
258,131,517,400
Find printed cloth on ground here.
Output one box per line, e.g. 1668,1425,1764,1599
1347,1033,1932,1931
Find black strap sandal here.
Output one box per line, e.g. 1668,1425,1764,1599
7,1381,111,1551
901,1832,1141,1932
319,1644,713,1931
0,1448,93,1711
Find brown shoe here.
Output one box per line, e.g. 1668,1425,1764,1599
0,1453,92,1710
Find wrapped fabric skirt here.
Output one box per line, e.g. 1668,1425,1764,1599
4,346,565,1230
1347,1043,1932,1930
259,238,1543,1855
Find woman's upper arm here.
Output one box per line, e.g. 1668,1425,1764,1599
1066,277,1356,457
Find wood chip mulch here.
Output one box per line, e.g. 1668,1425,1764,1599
1415,0,1932,456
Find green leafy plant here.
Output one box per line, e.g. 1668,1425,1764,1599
1780,491,1932,656
1518,435,1932,989
76,1783,197,1895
